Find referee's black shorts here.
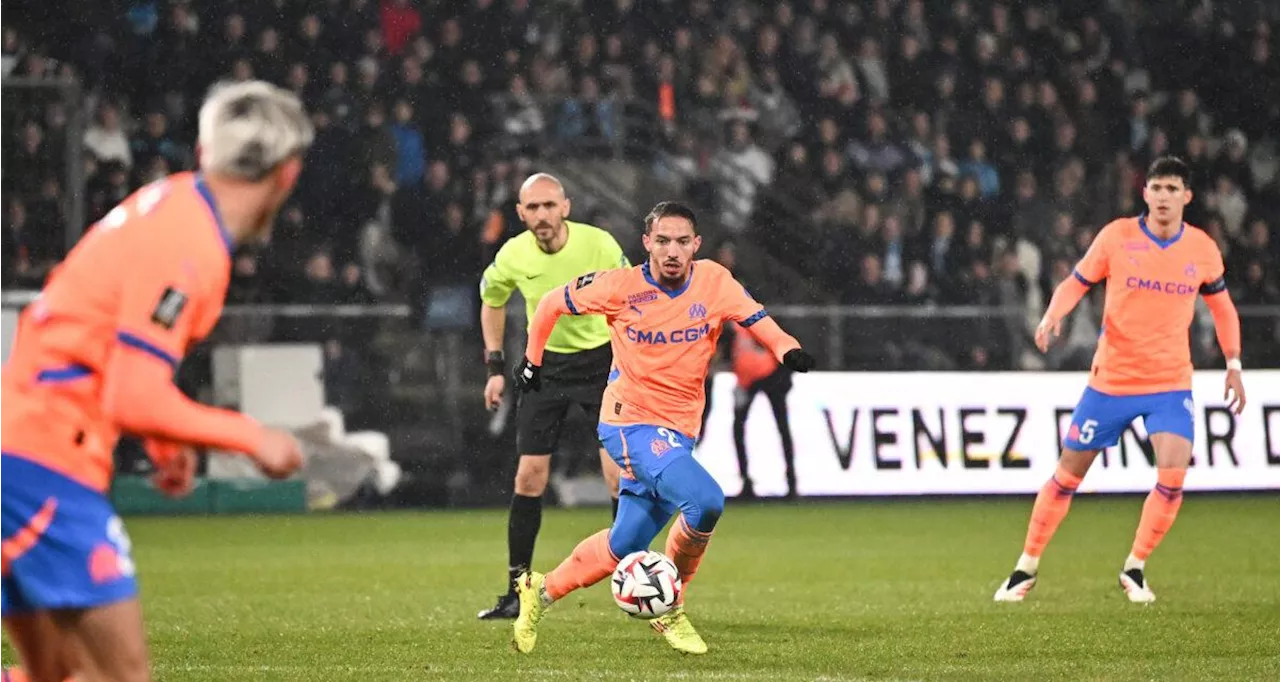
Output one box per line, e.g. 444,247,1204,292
516,343,613,455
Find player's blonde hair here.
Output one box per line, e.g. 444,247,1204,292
197,81,314,181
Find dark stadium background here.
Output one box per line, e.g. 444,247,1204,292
3,0,1278,508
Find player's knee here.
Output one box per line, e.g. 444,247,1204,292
685,484,725,534
607,526,646,559
513,456,551,496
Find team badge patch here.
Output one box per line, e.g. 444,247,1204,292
575,272,597,289
651,439,672,457
150,287,188,330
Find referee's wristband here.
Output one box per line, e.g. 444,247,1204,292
486,351,506,377
1226,358,1243,372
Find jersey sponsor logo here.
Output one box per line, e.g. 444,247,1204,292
575,272,597,289
150,287,188,329
688,303,707,320
1124,277,1196,296
627,290,659,306
1122,240,1150,251
625,323,711,345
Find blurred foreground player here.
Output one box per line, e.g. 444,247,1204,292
994,156,1246,604
509,202,815,654
2,81,311,681
476,173,628,619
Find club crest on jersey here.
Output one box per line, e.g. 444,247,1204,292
575,272,597,289
650,439,672,457
688,303,707,320
1184,263,1197,279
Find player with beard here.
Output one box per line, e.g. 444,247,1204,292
476,173,630,620
508,201,816,654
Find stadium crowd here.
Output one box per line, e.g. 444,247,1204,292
4,0,1279,371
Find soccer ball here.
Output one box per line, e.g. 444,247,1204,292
611,550,682,619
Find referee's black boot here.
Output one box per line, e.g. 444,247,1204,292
477,591,521,620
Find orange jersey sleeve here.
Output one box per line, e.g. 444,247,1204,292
1197,239,1242,359
1087,217,1227,395
1073,221,1120,286
717,283,801,363
525,269,628,364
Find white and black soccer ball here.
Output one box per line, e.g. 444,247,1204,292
611,550,682,619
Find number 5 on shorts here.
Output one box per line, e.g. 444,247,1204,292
1078,419,1098,445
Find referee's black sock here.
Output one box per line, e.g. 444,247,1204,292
508,493,543,593
611,496,619,521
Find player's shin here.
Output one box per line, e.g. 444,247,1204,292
1021,463,1086,571
543,529,617,602
656,456,725,596
1129,467,1187,566
665,515,713,597
508,493,543,592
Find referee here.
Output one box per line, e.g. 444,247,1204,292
476,173,628,620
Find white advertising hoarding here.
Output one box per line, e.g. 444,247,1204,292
695,371,1280,496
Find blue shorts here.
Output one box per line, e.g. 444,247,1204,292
597,423,697,498
1063,387,1195,451
2,454,138,616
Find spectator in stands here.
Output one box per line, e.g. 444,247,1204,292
713,119,774,233
84,102,132,169
130,110,188,174
390,99,426,185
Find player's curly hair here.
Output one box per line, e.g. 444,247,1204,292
1146,156,1192,187
643,201,698,234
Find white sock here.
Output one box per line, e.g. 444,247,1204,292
1123,553,1145,572
1015,552,1040,575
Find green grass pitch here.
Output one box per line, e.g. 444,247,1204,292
4,496,1278,681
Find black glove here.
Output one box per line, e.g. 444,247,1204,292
782,348,816,373
512,356,542,392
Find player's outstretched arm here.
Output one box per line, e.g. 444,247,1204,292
1201,283,1246,414
722,276,814,371
1038,227,1114,352
513,288,569,392
515,270,624,392
1036,275,1091,351
103,254,303,479
101,350,300,477
743,316,814,371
